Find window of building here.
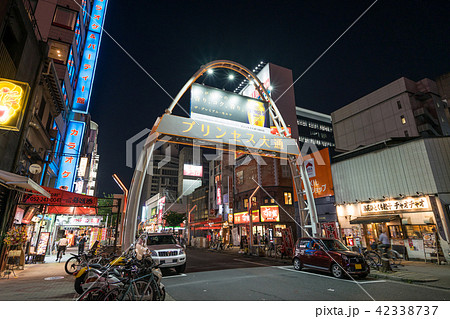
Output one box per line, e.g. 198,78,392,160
37,97,45,121
236,170,244,185
244,198,249,208
281,165,290,178
401,115,407,124
397,101,402,110
284,192,292,205
48,40,70,64
52,6,78,30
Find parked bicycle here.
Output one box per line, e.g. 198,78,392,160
362,245,403,270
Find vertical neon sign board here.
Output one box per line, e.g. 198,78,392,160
56,120,85,191
72,0,108,114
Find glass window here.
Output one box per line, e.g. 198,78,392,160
236,170,244,185
405,225,435,239
397,101,402,109
284,192,292,205
48,40,70,64
401,115,407,124
52,6,78,30
244,198,249,208
281,165,290,178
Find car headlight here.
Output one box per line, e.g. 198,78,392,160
341,255,349,263
179,248,185,255
150,250,157,257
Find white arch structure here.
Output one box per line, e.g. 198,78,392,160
122,60,319,250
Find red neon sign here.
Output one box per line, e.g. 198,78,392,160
260,206,280,222
234,211,259,224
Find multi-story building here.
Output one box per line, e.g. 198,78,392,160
296,106,335,153
332,77,450,151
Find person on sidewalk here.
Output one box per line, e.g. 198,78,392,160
78,234,87,255
378,230,390,256
56,237,68,262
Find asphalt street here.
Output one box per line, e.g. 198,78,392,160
1,247,449,301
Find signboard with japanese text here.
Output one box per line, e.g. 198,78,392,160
362,197,430,214
183,164,203,177
155,114,299,157
322,222,339,239
56,216,102,226
300,148,334,199
36,232,50,255
56,120,85,191
260,205,280,222
73,0,108,113
21,186,97,207
0,78,30,131
191,83,269,132
234,211,259,224
157,196,166,225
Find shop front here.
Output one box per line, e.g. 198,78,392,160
338,196,445,261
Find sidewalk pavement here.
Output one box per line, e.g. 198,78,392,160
201,246,450,289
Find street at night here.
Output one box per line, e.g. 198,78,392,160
2,0,450,317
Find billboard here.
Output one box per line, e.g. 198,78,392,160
190,83,269,132
72,0,108,113
56,120,85,191
260,205,280,222
183,164,203,177
301,148,334,199
0,79,30,131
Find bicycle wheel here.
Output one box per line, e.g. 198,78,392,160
134,280,154,301
367,251,381,265
388,250,401,265
65,256,81,275
365,255,379,270
103,287,129,301
78,287,106,301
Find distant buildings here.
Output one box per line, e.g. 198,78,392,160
332,77,450,152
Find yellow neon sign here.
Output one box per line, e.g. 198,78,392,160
0,79,29,131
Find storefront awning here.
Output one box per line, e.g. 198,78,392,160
0,169,51,198
349,215,400,224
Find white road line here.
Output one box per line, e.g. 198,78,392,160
275,266,385,284
233,259,272,267
163,273,187,279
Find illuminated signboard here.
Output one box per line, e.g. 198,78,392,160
0,79,30,131
241,64,271,100
190,83,269,131
183,164,203,177
78,157,88,177
260,206,280,222
157,196,166,224
362,197,429,214
72,0,108,114
234,211,259,224
56,120,85,191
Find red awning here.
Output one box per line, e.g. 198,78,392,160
20,186,97,207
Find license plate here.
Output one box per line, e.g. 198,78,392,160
355,264,362,270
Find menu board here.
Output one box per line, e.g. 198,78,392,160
36,232,50,255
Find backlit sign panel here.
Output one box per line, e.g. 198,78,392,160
73,0,108,114
0,79,30,131
56,120,85,191
190,83,269,131
234,211,259,224
183,164,203,177
260,205,280,222
362,197,429,213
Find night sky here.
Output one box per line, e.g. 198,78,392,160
88,0,450,196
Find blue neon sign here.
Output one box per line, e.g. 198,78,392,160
55,120,85,191
72,0,108,114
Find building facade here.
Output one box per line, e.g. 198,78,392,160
332,137,450,262
332,77,450,151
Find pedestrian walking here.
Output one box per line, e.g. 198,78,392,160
78,234,87,255
56,237,68,262
378,230,390,256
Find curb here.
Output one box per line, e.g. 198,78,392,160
368,271,439,283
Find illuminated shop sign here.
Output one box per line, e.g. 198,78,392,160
260,205,280,222
362,197,429,213
234,211,259,224
0,79,30,131
183,164,203,177
56,216,102,226
56,120,85,191
78,157,89,177
190,83,269,130
157,196,166,224
73,0,108,114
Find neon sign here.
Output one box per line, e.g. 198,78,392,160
56,120,85,191
72,0,108,114
0,79,30,131
260,206,280,222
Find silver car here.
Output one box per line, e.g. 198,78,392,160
145,233,186,274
